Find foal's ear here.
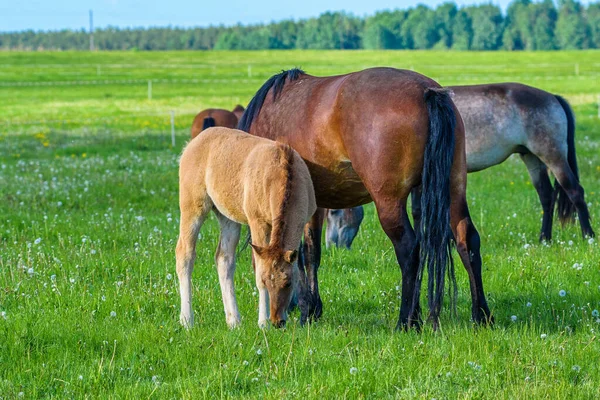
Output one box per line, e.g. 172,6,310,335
250,243,267,257
283,249,298,264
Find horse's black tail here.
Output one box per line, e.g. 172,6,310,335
553,95,578,226
202,116,216,131
413,87,457,324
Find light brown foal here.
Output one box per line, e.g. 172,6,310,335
177,127,316,328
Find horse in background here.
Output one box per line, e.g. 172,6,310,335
327,83,595,249
176,127,316,329
325,207,364,249
191,105,245,138
239,67,492,330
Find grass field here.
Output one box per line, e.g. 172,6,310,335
0,50,599,398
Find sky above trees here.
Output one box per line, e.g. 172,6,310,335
0,0,598,32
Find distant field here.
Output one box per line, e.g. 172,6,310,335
0,50,599,398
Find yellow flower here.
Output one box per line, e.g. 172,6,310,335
82,153,87,158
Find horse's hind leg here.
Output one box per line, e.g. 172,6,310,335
176,192,211,328
374,196,421,330
520,153,555,242
537,157,595,238
450,182,492,325
215,212,242,328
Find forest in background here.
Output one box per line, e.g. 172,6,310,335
2,0,600,51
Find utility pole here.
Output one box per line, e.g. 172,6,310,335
89,10,94,51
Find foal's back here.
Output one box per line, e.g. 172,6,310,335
180,127,315,230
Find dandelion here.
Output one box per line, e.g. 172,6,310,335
541,333,547,339
78,375,83,380
166,273,172,280
572,365,581,372
34,238,41,245
70,278,75,284
511,315,517,322
523,243,530,249
588,238,595,245
57,201,63,207
152,375,160,385
592,310,599,317
256,349,262,355
243,360,249,366
101,295,106,301
559,290,566,297
135,216,144,222
110,311,117,317
90,249,96,255
51,274,57,281
1,311,6,319
350,367,358,375
526,302,532,307
568,240,573,246
27,267,34,275
446,372,452,378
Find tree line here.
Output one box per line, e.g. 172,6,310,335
2,0,600,51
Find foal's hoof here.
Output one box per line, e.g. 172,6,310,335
179,315,194,329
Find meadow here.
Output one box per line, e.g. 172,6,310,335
0,50,599,398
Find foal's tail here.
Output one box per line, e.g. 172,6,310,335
413,87,457,323
202,116,216,131
553,95,579,225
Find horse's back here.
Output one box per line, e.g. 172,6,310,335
450,83,567,171
191,108,239,138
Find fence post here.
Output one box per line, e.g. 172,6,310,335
170,110,176,147
148,80,152,100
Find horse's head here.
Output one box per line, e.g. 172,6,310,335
251,244,298,328
326,207,364,249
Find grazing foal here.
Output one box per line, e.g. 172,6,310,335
177,127,316,328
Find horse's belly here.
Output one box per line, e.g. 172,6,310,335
306,160,372,209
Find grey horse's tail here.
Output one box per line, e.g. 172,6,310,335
553,95,578,225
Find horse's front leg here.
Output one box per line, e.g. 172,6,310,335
299,208,325,325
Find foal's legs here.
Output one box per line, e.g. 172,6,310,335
176,193,211,328
214,212,242,328
299,208,325,325
374,196,421,330
520,153,555,242
248,220,272,328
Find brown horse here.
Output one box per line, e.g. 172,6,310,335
190,105,245,138
176,127,316,328
327,83,595,248
239,68,492,329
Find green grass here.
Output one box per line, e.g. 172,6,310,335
0,50,599,398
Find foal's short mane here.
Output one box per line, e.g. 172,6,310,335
238,68,305,133
269,144,295,252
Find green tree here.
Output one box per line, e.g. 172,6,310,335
556,0,590,49
466,4,504,50
587,3,600,48
452,10,473,50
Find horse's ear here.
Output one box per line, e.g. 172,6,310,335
250,244,267,257
283,249,298,264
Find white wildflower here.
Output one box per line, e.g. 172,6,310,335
350,367,358,375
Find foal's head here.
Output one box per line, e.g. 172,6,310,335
251,244,298,328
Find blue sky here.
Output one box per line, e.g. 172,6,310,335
0,0,594,32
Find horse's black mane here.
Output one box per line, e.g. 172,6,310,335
238,68,304,132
